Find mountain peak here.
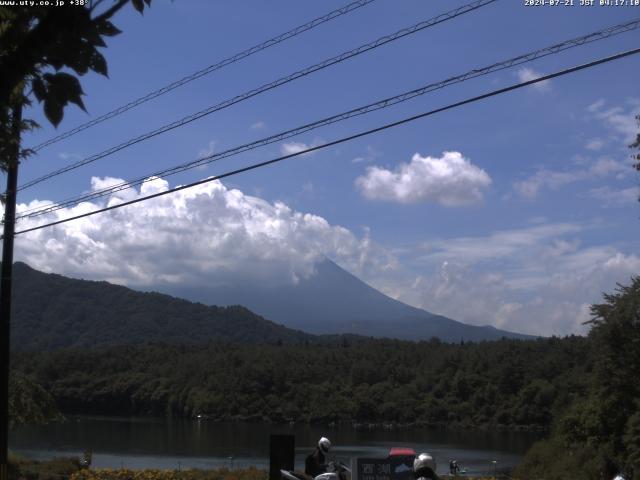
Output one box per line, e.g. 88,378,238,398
162,258,534,342
9,261,533,345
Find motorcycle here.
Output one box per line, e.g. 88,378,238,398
281,461,351,480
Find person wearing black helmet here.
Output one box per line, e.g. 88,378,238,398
413,453,439,480
305,437,332,478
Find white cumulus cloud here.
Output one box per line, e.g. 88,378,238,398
14,177,395,289
355,151,491,206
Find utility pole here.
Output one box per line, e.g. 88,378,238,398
0,101,23,480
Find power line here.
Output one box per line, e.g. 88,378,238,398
18,0,498,192
17,19,640,220
13,46,640,236
17,18,639,218
29,0,377,152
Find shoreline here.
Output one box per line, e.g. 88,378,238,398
52,412,549,434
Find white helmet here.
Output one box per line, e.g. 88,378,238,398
413,453,436,474
318,437,331,455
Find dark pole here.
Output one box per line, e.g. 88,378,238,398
0,102,23,480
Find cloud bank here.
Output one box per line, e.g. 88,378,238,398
383,222,640,336
15,177,394,288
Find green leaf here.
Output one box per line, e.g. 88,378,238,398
96,20,121,37
45,54,65,71
50,72,84,96
90,50,108,77
43,98,63,127
31,76,46,102
78,13,106,47
62,41,94,75
66,90,86,111
87,30,107,48
42,72,87,117
20,147,36,160
132,0,144,13
53,72,86,111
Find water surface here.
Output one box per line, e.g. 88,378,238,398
10,416,540,476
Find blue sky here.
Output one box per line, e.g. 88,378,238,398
9,0,640,336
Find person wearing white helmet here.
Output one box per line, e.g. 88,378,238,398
305,437,332,477
413,453,439,480
601,457,626,480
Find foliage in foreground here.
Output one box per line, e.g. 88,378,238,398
9,457,506,480
516,277,640,479
8,453,82,480
514,437,607,480
70,467,267,480
0,0,152,126
7,457,270,480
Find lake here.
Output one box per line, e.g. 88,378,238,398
9,416,541,476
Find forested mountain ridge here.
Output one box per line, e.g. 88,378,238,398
9,262,314,350
7,262,530,349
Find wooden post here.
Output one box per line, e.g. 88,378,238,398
0,102,22,480
270,434,295,480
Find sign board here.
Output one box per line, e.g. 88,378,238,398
356,457,414,480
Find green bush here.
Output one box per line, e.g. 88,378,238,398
8,454,82,480
70,467,267,480
515,437,605,480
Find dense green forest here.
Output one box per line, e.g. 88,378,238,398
7,371,61,429
13,336,589,428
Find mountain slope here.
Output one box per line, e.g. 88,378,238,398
9,262,313,350
163,259,534,342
